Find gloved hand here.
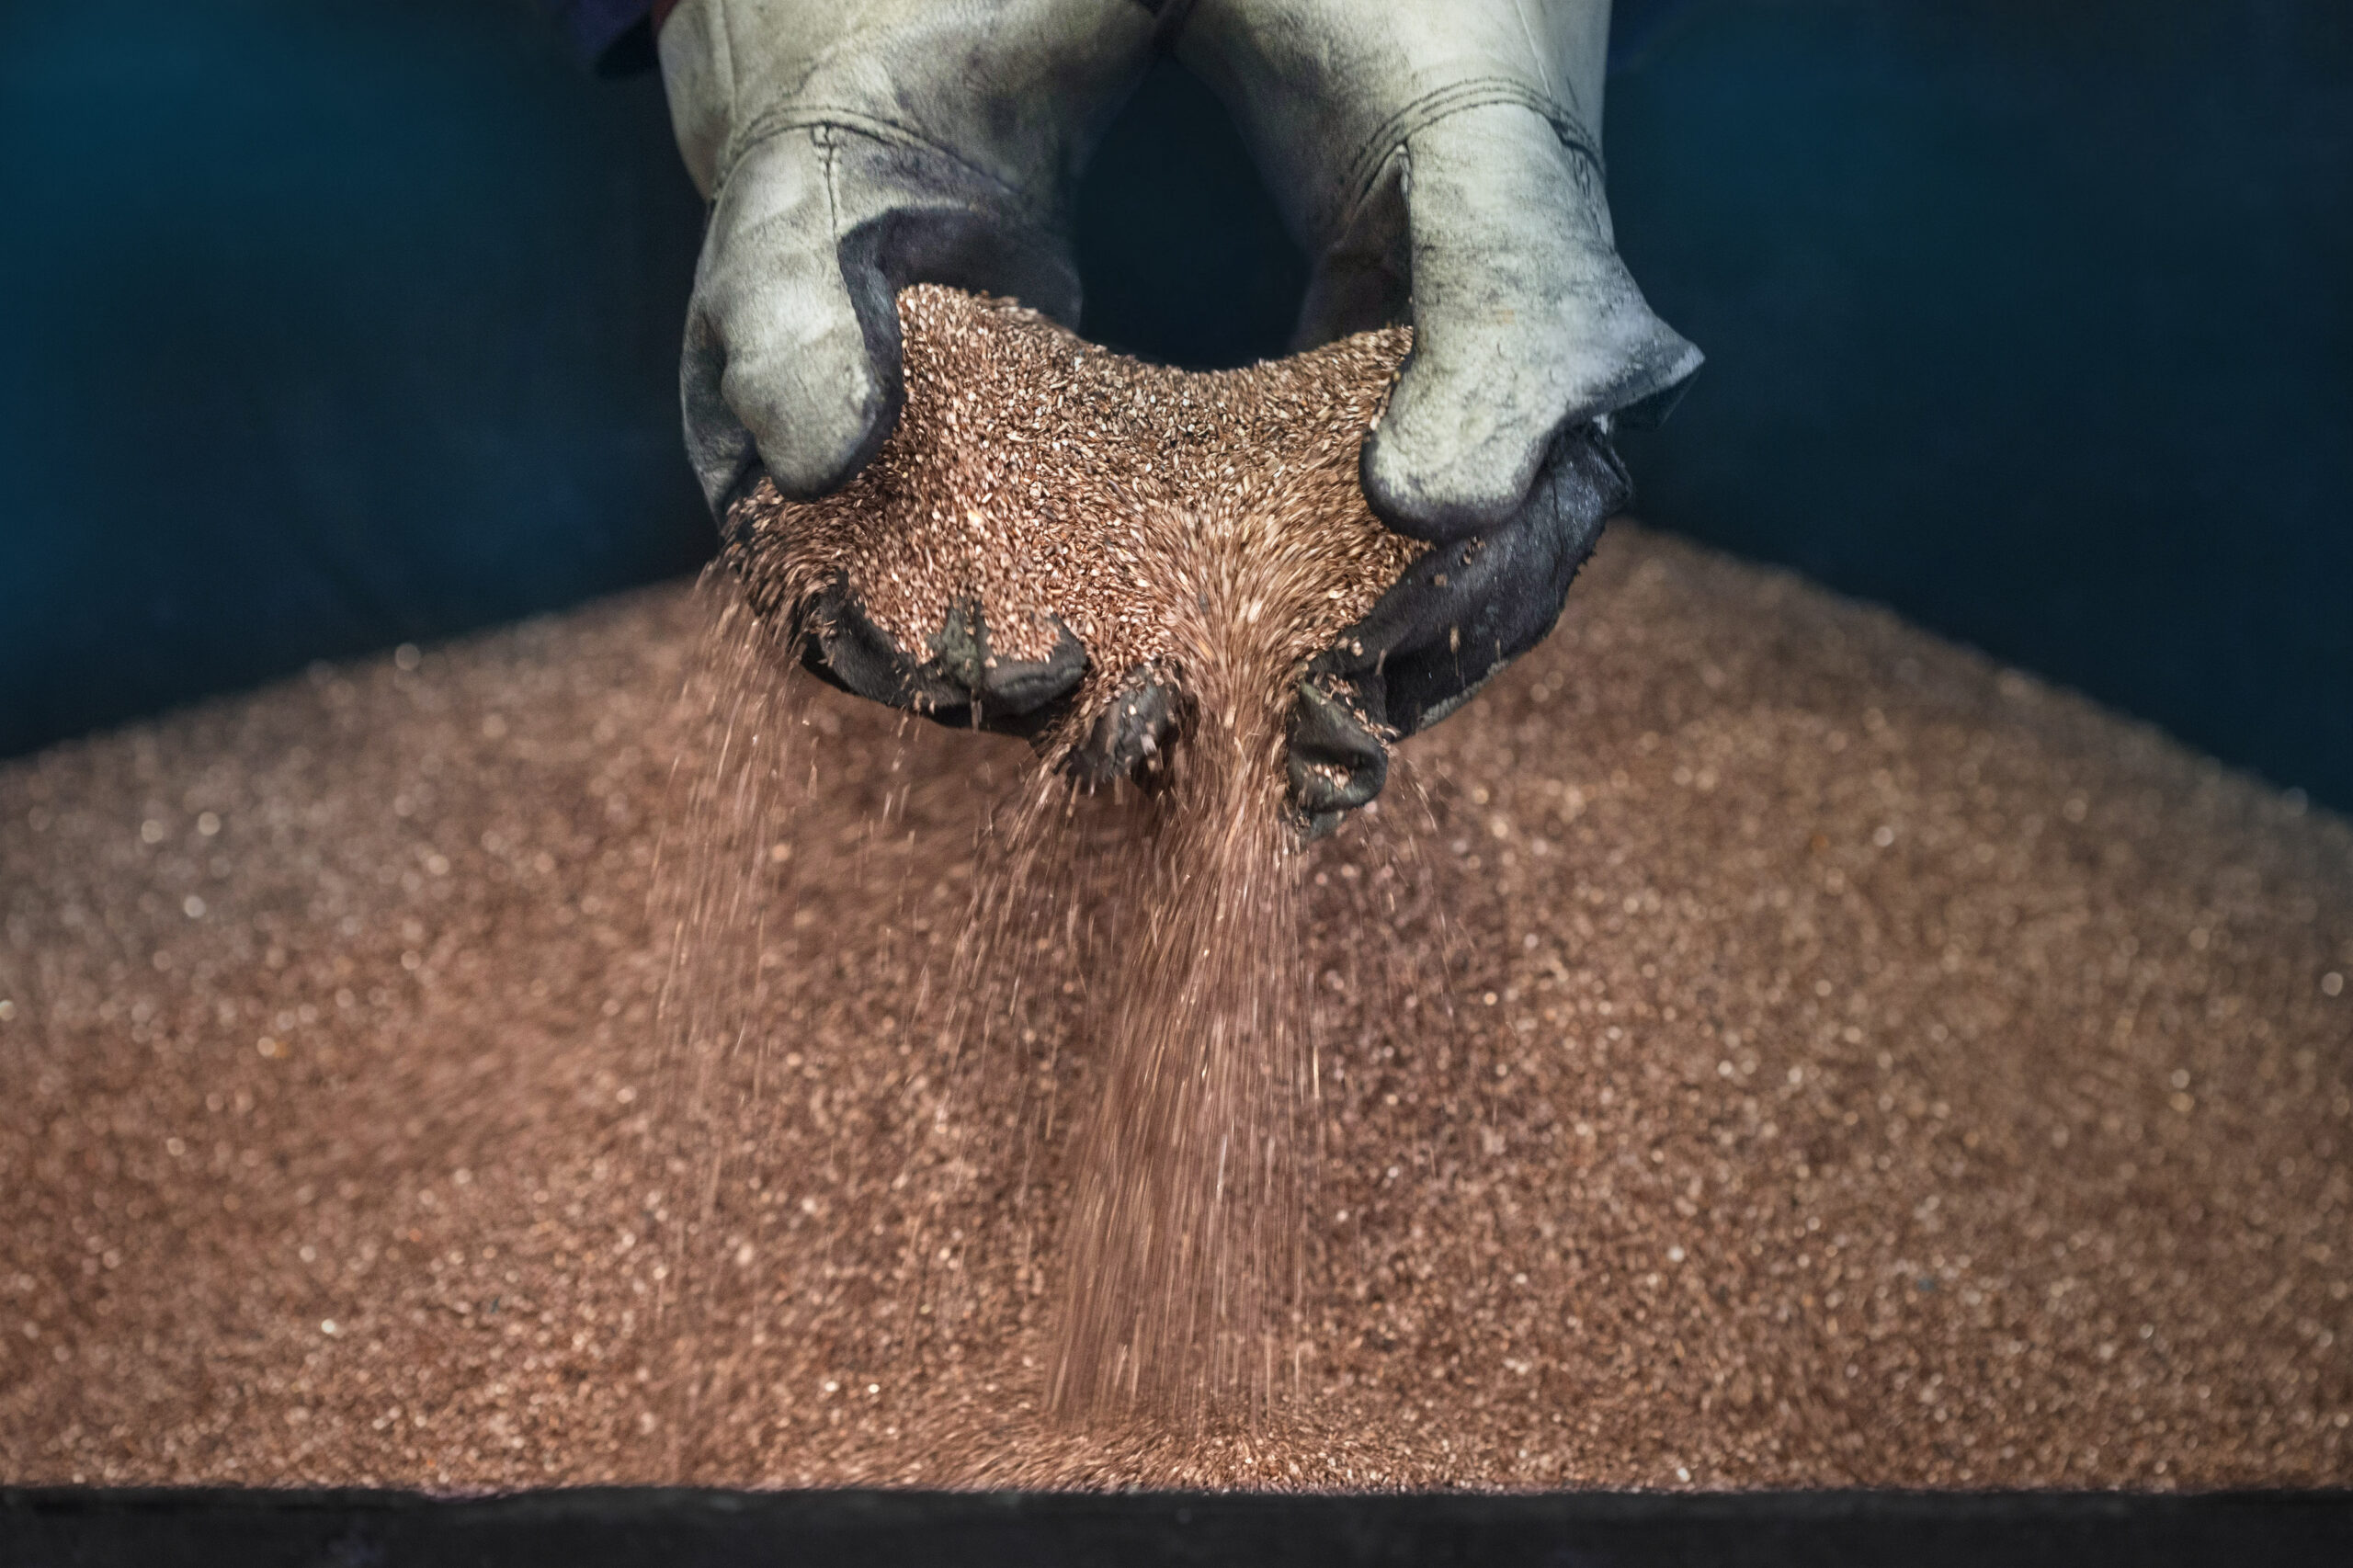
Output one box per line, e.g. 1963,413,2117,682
657,0,1158,737
1172,0,1701,834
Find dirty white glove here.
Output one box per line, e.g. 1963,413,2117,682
659,0,1160,511
657,0,1158,735
1173,0,1701,828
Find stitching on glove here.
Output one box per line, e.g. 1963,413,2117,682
1338,76,1604,230
716,103,1037,213
817,122,842,247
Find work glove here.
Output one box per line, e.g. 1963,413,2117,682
657,0,1158,739
1172,0,1702,834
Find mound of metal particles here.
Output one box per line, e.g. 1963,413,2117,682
3,528,2349,1489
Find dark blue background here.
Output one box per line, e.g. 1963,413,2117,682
4,0,2347,806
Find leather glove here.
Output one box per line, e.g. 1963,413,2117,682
1172,0,1702,833
658,0,1158,736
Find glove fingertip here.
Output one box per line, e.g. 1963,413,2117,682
948,607,1086,724
1360,384,1554,543
799,583,921,711
1288,679,1391,818
1066,668,1183,790
1294,807,1347,845
723,332,898,506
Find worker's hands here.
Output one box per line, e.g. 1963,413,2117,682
1173,0,1700,833
661,0,1156,735
662,0,1695,815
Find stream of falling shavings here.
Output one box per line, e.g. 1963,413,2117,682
647,284,1435,1439
646,597,1342,1426
642,597,1377,1450
1032,517,1323,1423
642,577,804,1463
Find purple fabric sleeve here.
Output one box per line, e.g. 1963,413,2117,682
546,0,656,72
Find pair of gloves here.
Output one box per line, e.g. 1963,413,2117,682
657,0,1699,830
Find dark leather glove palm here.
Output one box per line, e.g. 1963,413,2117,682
1174,0,1701,831
659,0,1156,735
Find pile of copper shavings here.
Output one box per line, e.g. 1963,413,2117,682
3,528,2350,1491
723,285,1426,728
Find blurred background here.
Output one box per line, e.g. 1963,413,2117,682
3,0,2347,806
